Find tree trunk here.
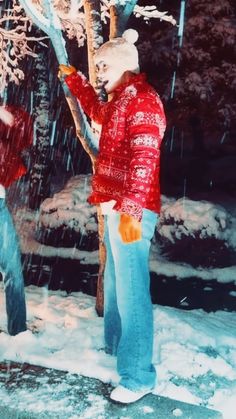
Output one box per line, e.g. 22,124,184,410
83,0,103,86
29,46,51,209
109,1,138,38
83,0,105,317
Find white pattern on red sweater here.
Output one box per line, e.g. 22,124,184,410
65,72,166,221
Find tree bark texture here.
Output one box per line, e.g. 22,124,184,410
83,0,103,86
29,46,51,209
109,1,138,38
84,0,105,316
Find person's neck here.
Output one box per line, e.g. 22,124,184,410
109,71,137,99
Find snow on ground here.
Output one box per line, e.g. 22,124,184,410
0,284,235,419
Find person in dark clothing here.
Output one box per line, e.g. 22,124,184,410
0,104,33,335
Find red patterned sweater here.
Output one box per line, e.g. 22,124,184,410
65,72,166,221
0,106,33,188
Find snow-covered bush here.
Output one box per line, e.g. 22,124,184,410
156,196,235,268
158,196,230,242
37,175,236,269
37,175,98,250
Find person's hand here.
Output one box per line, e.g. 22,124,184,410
0,107,14,126
118,213,142,243
58,64,76,80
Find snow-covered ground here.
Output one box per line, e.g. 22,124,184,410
1,174,235,418
0,285,235,419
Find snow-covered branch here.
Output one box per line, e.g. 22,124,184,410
19,0,51,34
134,5,176,26
42,0,62,30
0,27,46,43
100,1,176,26
0,3,47,93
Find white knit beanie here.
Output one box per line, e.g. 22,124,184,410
94,29,140,74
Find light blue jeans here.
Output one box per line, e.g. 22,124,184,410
0,198,26,335
104,209,158,391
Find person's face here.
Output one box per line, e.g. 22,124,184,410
95,60,126,94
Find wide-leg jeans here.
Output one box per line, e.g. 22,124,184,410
0,198,27,335
104,209,158,391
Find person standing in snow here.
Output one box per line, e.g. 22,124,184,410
58,29,166,404
0,104,33,335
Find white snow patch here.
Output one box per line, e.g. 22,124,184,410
0,285,235,419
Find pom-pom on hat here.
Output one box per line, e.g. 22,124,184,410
94,29,140,74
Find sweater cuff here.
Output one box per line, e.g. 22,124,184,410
113,198,143,221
